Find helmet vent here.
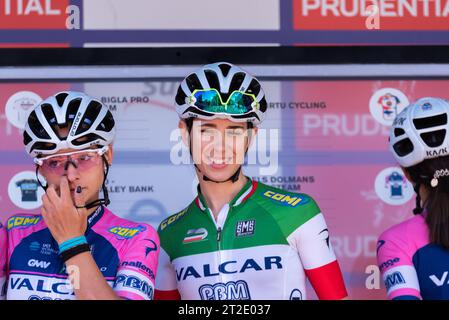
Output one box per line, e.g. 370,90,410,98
96,110,115,132
228,72,246,94
27,111,51,140
55,92,69,107
75,100,102,136
413,113,447,130
393,138,414,157
246,78,261,96
394,128,405,137
204,70,221,92
175,86,187,106
66,98,82,127
185,73,203,92
218,63,232,77
420,129,446,148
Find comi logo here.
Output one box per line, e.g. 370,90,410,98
7,216,41,230
199,280,251,300
262,191,307,207
108,225,146,239
159,208,188,231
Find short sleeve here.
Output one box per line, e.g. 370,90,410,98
377,229,421,300
113,224,160,300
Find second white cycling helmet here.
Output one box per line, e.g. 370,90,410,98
390,97,449,168
24,91,115,158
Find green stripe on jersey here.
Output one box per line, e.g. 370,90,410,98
158,180,321,261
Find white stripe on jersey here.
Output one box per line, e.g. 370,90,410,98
287,213,337,270
383,265,420,296
114,269,154,300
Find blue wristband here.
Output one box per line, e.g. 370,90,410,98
59,236,87,254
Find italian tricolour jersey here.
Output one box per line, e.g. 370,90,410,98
156,178,347,300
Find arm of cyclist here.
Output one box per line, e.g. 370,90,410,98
41,177,120,300
154,246,181,300
291,200,348,300
377,229,421,300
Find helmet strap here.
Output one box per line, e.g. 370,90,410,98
76,156,110,209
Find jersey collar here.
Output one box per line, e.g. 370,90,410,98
195,176,258,212
87,205,105,229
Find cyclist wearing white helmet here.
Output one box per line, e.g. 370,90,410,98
378,97,449,300
155,62,348,300
3,91,159,300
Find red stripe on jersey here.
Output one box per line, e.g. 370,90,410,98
305,260,348,300
155,289,181,300
241,181,258,203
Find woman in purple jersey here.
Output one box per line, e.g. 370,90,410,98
378,97,449,300
3,91,159,300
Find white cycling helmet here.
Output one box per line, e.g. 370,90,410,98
175,62,267,125
24,91,116,157
390,97,449,168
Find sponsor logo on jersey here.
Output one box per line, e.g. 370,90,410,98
114,274,154,300
199,280,251,300
176,256,283,281
319,228,330,248
27,259,51,269
183,228,208,244
159,208,188,231
144,239,158,257
262,191,307,207
289,289,303,300
9,276,73,296
429,271,449,287
28,295,69,300
385,271,406,290
120,261,155,280
29,241,40,252
7,215,41,230
108,225,146,239
379,257,400,272
235,220,256,237
422,102,433,111
376,240,386,254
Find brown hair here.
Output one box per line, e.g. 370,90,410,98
406,155,449,249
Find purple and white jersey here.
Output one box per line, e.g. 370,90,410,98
5,206,159,300
377,213,449,300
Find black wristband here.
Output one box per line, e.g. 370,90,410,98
60,243,91,263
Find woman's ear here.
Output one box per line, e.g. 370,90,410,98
179,120,190,148
105,144,114,166
247,126,258,149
